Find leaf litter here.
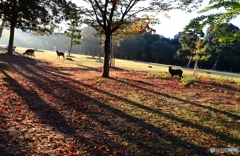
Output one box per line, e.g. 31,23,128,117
0,54,239,155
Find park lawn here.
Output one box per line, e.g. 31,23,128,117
0,49,239,155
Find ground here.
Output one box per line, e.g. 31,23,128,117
0,49,239,156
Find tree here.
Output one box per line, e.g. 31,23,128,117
177,28,209,68
63,2,82,56
0,0,71,54
81,0,203,78
118,34,146,60
205,23,240,70
0,20,5,39
65,22,82,56
151,40,174,64
143,33,161,62
81,27,100,56
185,0,240,42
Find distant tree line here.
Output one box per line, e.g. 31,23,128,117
1,24,240,72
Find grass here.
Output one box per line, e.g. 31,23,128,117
0,47,239,155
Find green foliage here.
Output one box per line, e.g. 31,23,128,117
118,34,146,59
0,0,75,54
0,0,72,33
81,0,204,77
184,0,240,42
217,77,236,85
64,22,82,54
178,29,210,67
151,40,175,63
154,72,171,79
181,76,200,86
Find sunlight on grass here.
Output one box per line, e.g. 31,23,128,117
4,45,238,82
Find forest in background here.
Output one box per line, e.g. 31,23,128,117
1,25,240,72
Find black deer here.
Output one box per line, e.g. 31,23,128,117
56,50,65,60
23,49,35,58
169,66,183,79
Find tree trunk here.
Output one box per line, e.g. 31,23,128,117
68,38,73,57
186,57,192,67
0,20,5,39
102,33,111,78
7,0,17,55
7,21,16,55
194,60,198,68
193,59,199,77
211,54,220,70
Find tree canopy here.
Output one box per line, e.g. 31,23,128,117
0,0,75,54
184,0,240,42
80,0,204,77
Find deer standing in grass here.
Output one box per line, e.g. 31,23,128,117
23,49,35,58
169,66,183,79
56,50,65,60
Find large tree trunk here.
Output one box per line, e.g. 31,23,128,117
186,57,192,67
7,21,16,55
211,54,220,70
102,32,111,78
7,0,17,55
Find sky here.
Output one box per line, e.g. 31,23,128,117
71,0,240,39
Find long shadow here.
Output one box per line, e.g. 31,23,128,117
1,70,75,137
112,77,240,120
29,63,239,148
0,55,226,155
54,83,213,155
5,61,212,154
26,72,211,155
39,65,74,77
0,116,19,155
65,77,240,146
1,60,138,154
19,57,239,152
199,80,240,92
22,66,226,155
77,64,101,72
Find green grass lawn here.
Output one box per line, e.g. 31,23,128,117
0,47,239,155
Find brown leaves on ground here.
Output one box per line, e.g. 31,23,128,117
0,54,239,155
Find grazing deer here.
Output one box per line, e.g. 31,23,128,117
169,66,183,79
23,49,35,58
56,50,65,60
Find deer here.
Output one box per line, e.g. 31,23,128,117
23,49,35,58
169,66,183,79
56,50,65,60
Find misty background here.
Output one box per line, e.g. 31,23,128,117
0,27,99,55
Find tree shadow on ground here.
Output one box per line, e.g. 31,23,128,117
0,54,75,154
0,54,226,155
111,77,240,121
1,70,75,136
77,64,101,72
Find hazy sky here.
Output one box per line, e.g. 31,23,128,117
71,0,240,38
